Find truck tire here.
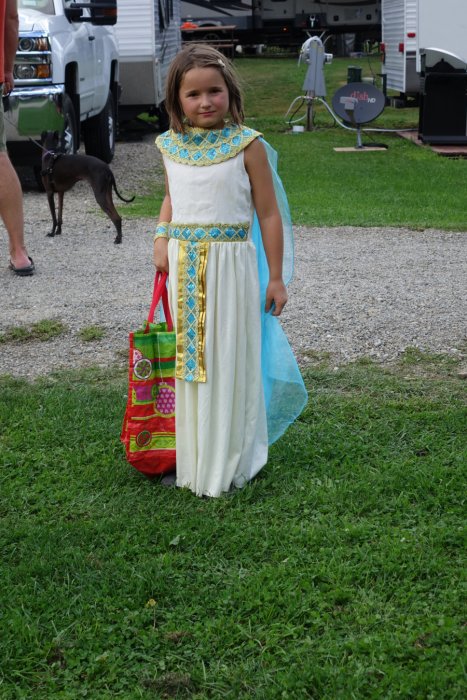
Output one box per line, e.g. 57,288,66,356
61,94,78,154
83,91,116,163
33,166,45,191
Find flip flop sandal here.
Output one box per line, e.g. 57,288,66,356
9,257,35,276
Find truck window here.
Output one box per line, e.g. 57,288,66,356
18,0,55,14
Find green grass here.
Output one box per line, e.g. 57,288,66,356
268,130,467,229
0,357,466,698
0,320,67,344
78,325,106,342
124,57,467,231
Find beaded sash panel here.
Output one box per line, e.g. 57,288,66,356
170,222,249,243
173,222,250,383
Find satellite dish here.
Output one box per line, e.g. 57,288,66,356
332,82,385,123
332,82,386,149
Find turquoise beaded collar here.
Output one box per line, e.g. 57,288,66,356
155,124,262,166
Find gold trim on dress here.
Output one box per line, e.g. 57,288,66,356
176,241,209,383
197,244,208,383
176,243,187,380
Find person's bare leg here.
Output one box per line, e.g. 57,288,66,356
0,152,31,269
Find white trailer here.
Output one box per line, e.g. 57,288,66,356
114,0,182,124
381,0,467,98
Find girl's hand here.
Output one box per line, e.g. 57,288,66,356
265,279,288,316
154,238,169,273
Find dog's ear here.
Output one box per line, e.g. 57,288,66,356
53,130,59,140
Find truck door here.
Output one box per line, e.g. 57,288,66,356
64,1,96,114
90,25,108,111
81,22,98,114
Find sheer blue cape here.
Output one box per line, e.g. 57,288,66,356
253,139,308,444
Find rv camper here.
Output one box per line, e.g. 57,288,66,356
381,0,467,99
181,0,255,35
260,0,381,35
181,1,381,45
115,0,181,126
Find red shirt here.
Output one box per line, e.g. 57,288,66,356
0,0,6,82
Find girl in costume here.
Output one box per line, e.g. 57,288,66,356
154,44,306,497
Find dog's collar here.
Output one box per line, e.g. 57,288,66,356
41,152,63,180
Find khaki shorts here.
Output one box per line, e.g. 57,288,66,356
0,86,6,152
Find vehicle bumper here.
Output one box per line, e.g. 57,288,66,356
4,85,66,166
5,85,65,142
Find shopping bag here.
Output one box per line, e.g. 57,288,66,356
120,272,176,478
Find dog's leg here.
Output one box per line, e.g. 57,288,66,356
92,184,123,244
56,192,64,235
46,190,57,237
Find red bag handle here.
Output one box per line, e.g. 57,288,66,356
146,272,173,332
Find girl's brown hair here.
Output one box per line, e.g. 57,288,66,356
164,44,244,133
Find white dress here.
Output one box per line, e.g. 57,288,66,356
157,126,268,497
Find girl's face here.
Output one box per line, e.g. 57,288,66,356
179,66,230,130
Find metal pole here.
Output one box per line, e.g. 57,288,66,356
306,96,313,131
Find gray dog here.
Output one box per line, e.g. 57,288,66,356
41,130,135,244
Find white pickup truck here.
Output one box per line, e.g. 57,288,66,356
5,0,119,170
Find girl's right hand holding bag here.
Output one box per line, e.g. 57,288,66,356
153,236,169,274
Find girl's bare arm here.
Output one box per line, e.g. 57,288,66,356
154,170,172,273
244,139,287,316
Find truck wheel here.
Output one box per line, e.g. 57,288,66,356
33,166,45,191
61,94,78,154
83,92,116,163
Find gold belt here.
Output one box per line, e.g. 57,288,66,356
171,222,249,382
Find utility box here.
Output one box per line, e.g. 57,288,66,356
419,49,467,144
347,66,362,83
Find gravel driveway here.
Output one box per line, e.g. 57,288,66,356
1,130,466,380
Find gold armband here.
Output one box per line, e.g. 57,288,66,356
154,222,170,242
